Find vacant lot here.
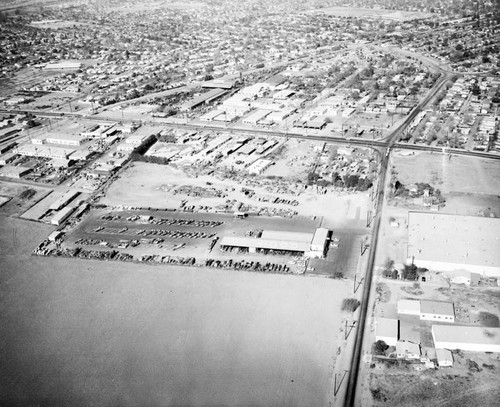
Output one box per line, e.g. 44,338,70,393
369,358,500,406
0,180,52,217
101,161,369,228
392,151,500,196
0,217,349,406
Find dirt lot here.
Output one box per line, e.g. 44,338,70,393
101,161,369,228
0,180,52,217
392,151,500,196
0,216,350,407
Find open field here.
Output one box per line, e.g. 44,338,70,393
0,180,52,216
392,151,500,196
369,363,500,407
316,7,434,21
0,216,349,406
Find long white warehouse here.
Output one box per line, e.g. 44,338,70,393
432,325,500,353
407,212,500,278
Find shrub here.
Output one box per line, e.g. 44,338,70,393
479,312,500,327
341,298,361,313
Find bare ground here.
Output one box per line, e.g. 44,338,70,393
0,216,349,406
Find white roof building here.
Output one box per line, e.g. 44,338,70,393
408,212,500,277
396,341,420,359
375,318,399,346
420,300,455,323
397,299,421,316
436,348,453,367
432,325,500,353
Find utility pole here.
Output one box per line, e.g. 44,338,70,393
334,370,349,396
353,275,364,293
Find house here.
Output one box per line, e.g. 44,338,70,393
436,349,453,367
375,318,399,346
396,341,421,359
447,270,481,286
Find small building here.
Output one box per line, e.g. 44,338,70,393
48,231,63,242
375,318,399,346
447,270,481,286
397,299,421,316
436,348,453,367
432,325,500,353
0,165,31,178
0,152,17,165
247,159,273,175
396,341,421,359
420,300,455,323
308,227,329,258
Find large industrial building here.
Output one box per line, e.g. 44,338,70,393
432,325,500,353
220,228,329,258
407,212,500,278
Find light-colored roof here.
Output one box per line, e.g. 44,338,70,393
432,325,500,347
311,228,329,247
397,299,421,314
436,348,453,362
375,318,398,339
260,230,313,242
396,341,420,355
420,300,454,317
408,212,500,269
219,236,310,252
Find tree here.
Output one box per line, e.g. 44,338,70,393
374,340,389,355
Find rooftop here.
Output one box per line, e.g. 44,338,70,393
420,300,455,317
375,317,399,339
220,236,311,253
432,325,500,347
408,212,500,269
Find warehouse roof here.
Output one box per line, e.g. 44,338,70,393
432,325,500,347
260,230,313,242
408,212,500,269
219,236,310,252
420,300,454,317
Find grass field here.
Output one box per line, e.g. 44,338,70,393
0,216,349,406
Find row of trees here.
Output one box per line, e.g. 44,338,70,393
382,258,428,281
